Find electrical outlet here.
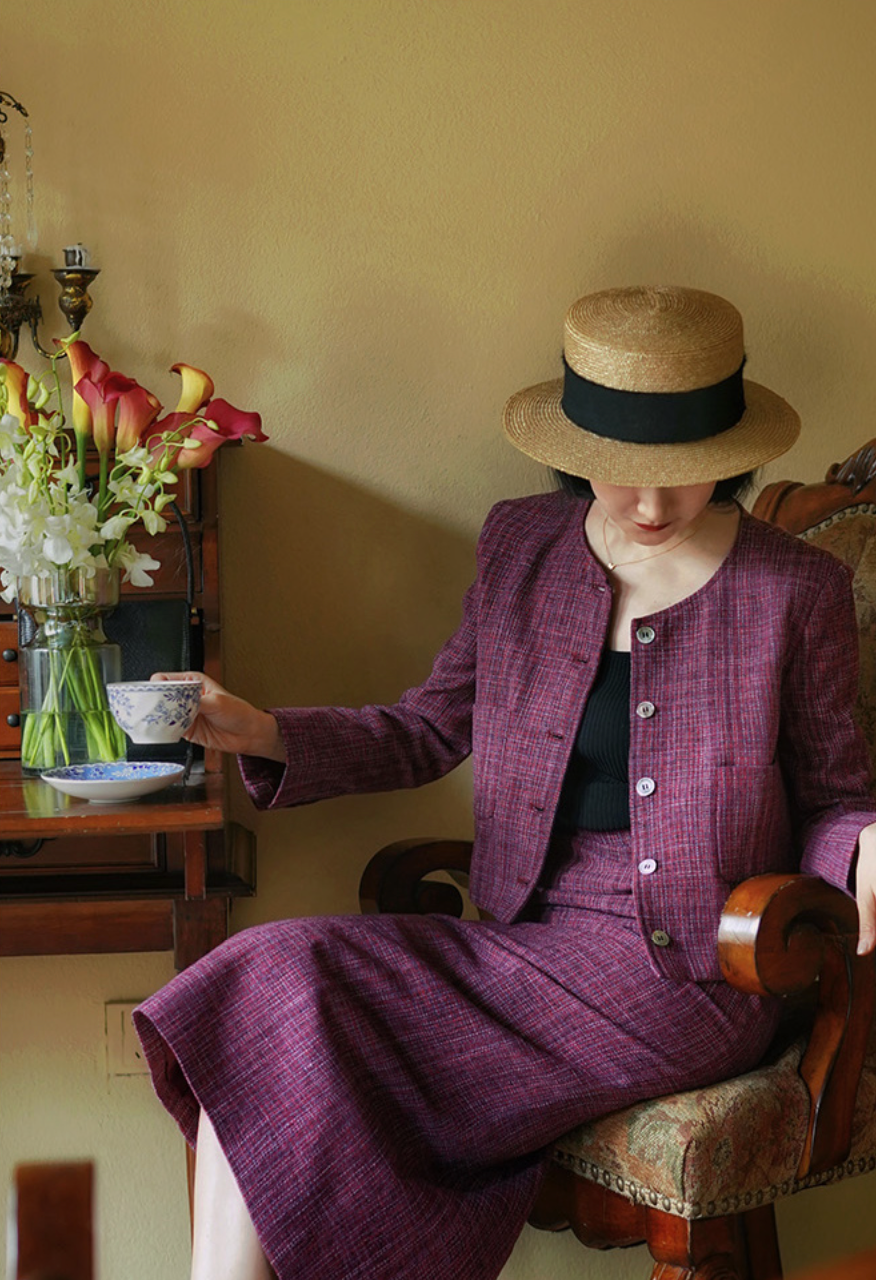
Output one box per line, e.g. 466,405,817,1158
105,1001,149,1076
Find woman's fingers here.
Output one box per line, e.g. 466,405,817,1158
146,674,283,759
150,670,230,699
151,670,208,687
855,826,876,955
857,889,876,956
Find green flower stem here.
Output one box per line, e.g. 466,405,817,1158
98,452,110,522
76,431,88,494
21,628,125,772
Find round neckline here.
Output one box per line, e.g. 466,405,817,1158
579,497,747,622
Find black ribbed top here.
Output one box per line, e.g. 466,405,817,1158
555,649,631,831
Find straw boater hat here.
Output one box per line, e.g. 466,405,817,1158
503,285,800,487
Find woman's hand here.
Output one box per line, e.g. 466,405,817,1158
150,672,285,761
855,822,876,954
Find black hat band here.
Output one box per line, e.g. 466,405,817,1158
561,357,746,445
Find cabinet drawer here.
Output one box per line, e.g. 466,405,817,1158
0,687,21,754
0,623,19,688
0,830,159,875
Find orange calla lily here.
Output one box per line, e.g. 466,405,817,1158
58,339,111,440
115,383,162,453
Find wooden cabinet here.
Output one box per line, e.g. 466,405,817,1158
0,458,255,970
0,619,22,756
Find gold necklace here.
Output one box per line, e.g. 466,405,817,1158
601,509,708,571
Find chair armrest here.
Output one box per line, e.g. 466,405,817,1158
359,853,875,1178
718,873,875,1177
359,839,474,917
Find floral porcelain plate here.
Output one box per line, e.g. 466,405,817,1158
40,761,186,804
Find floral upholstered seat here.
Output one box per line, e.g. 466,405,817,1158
550,1024,876,1223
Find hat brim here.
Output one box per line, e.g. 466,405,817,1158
503,378,800,488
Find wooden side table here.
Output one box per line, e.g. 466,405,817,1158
0,457,255,970
0,760,254,969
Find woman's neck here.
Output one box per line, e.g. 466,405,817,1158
584,502,742,651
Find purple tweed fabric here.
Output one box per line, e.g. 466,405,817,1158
242,495,876,980
135,493,876,1277
134,831,781,1280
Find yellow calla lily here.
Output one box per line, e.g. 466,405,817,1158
171,363,214,415
0,358,37,428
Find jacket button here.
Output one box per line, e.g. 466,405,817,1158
651,929,671,947
636,625,656,645
636,701,656,719
638,858,657,875
635,777,656,797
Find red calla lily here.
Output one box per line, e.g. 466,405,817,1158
175,399,267,469
75,371,140,455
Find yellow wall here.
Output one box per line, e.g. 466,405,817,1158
3,1,876,1275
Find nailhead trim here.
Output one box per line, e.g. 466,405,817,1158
547,1149,876,1221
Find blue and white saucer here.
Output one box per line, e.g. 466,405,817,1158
40,761,186,803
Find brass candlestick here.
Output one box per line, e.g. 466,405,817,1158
51,266,101,337
0,267,40,360
0,259,101,360
1,89,101,360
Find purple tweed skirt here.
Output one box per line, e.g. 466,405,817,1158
133,829,780,1280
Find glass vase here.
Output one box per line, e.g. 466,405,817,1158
17,568,127,774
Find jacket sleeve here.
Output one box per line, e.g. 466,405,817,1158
237,514,496,812
779,556,876,892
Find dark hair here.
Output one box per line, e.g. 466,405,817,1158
551,468,757,505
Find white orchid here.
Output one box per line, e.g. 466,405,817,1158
99,514,134,542
114,541,161,587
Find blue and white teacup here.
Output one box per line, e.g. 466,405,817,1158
107,679,202,745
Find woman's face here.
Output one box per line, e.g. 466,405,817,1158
590,481,717,547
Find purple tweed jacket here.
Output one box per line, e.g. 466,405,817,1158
241,492,876,982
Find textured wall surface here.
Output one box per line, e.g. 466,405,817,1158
3,1,876,1275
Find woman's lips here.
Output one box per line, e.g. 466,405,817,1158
634,521,671,531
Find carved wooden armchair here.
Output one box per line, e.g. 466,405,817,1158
359,441,876,1280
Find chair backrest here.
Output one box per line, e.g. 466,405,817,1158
753,438,876,777
753,441,876,1173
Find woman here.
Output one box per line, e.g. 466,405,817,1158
135,285,876,1280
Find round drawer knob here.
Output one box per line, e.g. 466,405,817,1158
2,648,17,663
6,713,21,728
